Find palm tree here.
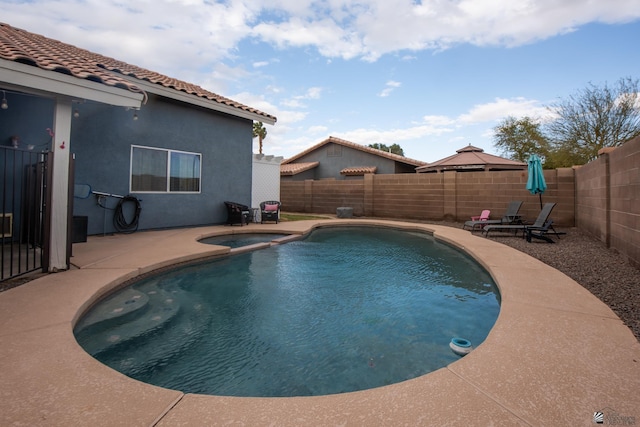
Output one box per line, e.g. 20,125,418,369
253,121,267,154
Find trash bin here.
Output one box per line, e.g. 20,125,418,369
72,216,88,243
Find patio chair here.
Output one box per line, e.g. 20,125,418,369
224,201,251,226
482,202,556,238
463,201,523,232
462,210,491,231
260,200,281,224
526,219,556,243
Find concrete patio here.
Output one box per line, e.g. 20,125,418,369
1,219,638,426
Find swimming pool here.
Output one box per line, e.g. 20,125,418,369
74,226,500,397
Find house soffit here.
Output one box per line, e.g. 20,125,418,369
125,78,275,124
1,59,143,107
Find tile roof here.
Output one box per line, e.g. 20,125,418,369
416,145,526,172
0,22,276,122
340,166,378,175
282,136,428,167
280,161,319,176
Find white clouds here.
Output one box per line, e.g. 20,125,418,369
4,0,639,67
308,125,329,134
5,0,639,72
196,62,257,95
304,87,323,99
323,97,545,157
457,97,549,123
252,17,365,59
231,91,308,129
280,99,305,108
281,87,324,107
3,0,261,80
422,115,456,127
378,81,402,97
335,122,454,146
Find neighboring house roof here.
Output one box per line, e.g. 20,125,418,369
415,145,526,173
282,136,428,167
0,22,276,123
340,166,378,176
280,162,319,176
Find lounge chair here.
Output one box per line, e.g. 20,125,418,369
483,202,556,238
526,219,556,243
224,201,251,226
260,200,281,224
462,210,491,231
463,201,523,231
472,210,491,221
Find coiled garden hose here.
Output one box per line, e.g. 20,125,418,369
113,195,142,234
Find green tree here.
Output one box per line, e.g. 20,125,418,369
368,143,405,156
546,77,640,165
493,116,550,164
252,121,267,154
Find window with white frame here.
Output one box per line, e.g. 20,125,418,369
130,145,201,193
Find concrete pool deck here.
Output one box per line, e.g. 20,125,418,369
1,219,638,426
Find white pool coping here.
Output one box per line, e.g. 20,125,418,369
1,219,638,426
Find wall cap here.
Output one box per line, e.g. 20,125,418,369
597,147,616,156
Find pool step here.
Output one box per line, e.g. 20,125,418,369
75,285,180,355
76,288,150,329
100,295,211,378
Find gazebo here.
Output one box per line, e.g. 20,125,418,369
416,145,526,173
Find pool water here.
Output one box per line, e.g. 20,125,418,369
200,233,288,248
74,226,500,397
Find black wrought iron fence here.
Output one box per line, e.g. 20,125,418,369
1,146,50,281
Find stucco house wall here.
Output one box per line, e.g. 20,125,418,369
281,168,316,182
1,95,55,152
72,94,254,235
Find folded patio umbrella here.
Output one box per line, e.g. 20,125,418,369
526,154,547,209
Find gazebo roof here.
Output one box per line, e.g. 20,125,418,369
416,145,526,173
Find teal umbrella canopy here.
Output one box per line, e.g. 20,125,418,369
526,154,547,207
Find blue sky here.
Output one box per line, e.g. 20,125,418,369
3,0,640,162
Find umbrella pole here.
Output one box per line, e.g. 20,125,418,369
539,193,543,209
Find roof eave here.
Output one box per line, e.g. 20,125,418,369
1,59,144,108
122,77,276,125
284,136,427,165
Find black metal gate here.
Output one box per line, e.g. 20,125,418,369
1,146,51,281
